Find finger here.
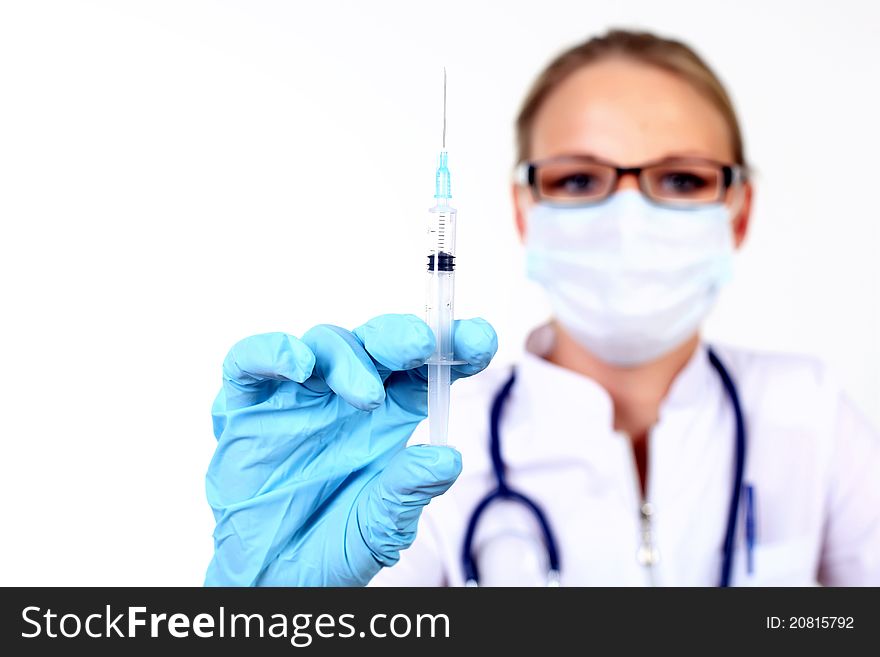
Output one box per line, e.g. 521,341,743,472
352,313,435,380
394,317,498,382
449,317,498,380
300,324,386,411
353,445,462,568
380,317,498,417
221,332,316,410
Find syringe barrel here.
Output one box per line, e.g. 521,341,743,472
426,201,457,360
426,270,455,361
427,204,457,272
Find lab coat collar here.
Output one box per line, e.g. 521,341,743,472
657,339,714,416
518,324,615,434
503,324,714,466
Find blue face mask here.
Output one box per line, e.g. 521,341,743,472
525,190,735,366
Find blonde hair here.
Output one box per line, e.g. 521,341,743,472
515,29,746,166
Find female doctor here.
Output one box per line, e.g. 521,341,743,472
205,30,880,587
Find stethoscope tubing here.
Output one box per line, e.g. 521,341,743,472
461,346,746,587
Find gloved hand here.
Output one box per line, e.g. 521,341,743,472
205,313,497,586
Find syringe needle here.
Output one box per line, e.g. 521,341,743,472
442,66,447,150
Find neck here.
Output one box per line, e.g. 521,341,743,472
545,322,699,441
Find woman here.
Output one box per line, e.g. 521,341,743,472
205,30,880,586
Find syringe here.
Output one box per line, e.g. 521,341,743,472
425,68,464,446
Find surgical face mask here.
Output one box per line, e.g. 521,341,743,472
525,190,735,366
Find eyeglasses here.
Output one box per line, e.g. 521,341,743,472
515,155,746,208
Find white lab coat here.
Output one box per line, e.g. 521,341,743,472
370,325,880,586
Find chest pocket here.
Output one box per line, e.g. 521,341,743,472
732,536,818,586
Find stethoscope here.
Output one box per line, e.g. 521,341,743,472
461,346,747,587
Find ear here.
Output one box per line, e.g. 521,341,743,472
732,182,753,249
512,183,529,243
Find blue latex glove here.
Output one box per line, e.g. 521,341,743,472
206,313,497,586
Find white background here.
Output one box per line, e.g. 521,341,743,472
1,0,878,585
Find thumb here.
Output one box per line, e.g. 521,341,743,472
353,445,462,569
